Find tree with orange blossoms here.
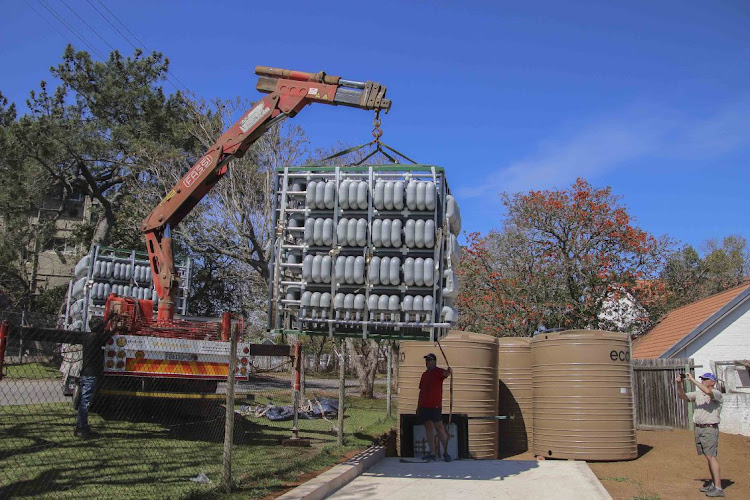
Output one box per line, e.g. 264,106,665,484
457,230,553,337
457,178,670,337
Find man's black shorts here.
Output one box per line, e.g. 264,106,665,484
417,406,442,423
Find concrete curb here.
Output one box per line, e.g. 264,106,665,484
276,446,385,500
578,462,613,500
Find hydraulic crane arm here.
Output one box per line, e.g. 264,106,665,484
142,66,391,320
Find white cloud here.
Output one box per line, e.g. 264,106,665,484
457,98,750,199
679,102,750,156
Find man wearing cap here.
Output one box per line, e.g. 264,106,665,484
74,317,111,439
417,353,452,461
676,372,724,497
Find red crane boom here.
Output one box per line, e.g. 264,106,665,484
141,67,391,320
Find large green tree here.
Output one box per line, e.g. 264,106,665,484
0,91,66,309
0,45,198,310
16,44,196,247
661,235,749,310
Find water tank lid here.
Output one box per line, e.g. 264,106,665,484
440,330,497,344
531,329,628,343
496,336,532,347
399,330,497,349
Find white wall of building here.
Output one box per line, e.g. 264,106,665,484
599,291,644,332
670,300,750,377
720,393,750,436
667,299,750,436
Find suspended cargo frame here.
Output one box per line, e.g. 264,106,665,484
268,164,461,342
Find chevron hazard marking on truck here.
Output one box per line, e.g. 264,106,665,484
125,358,229,377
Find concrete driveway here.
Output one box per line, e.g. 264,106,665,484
329,458,612,500
0,379,68,406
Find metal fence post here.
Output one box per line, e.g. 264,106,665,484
300,348,305,403
292,342,301,440
0,321,8,381
338,339,346,446
386,342,392,419
222,320,238,493
19,311,24,361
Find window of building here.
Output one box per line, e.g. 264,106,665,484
38,210,59,221
64,201,84,219
42,237,74,254
40,186,86,220
63,189,85,220
737,365,750,389
68,190,84,202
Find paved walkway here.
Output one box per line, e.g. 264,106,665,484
0,379,67,406
329,458,612,500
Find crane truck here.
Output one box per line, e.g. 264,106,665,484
50,67,392,406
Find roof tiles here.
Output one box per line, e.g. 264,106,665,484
632,283,750,359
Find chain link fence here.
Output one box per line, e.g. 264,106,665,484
1,315,396,499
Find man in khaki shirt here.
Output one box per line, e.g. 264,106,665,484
676,372,724,497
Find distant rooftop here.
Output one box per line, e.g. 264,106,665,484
633,282,750,359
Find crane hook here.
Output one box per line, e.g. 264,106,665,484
372,110,383,143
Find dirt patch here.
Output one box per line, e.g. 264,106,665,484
592,430,750,499
505,430,750,499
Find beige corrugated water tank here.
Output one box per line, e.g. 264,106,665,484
531,329,637,461
497,337,533,456
398,330,499,459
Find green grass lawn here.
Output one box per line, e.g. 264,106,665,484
3,362,61,379
0,392,395,499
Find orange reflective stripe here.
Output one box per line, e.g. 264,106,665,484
125,358,229,376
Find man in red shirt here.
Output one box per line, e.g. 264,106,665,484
417,353,452,461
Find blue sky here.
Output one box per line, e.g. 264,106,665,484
1,0,748,251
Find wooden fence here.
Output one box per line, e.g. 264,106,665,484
632,358,695,429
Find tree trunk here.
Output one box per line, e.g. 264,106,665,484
314,338,328,373
28,209,42,305
346,339,380,398
312,351,322,373
91,212,113,245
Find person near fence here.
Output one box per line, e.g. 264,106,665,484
75,317,111,439
676,372,724,497
416,353,452,462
